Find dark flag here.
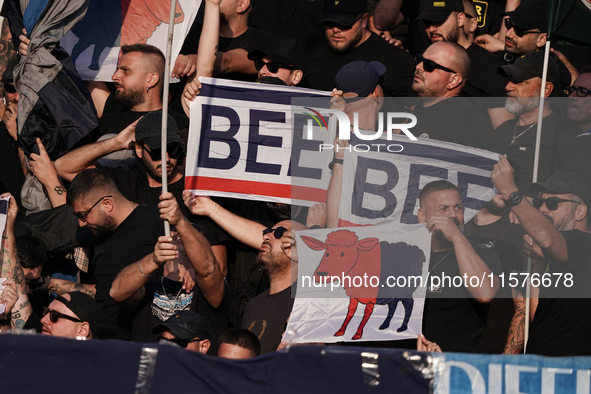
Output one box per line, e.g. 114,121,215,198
548,0,591,45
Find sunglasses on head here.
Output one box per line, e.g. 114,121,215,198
323,14,364,30
532,197,581,211
262,226,288,239
254,60,295,74
142,143,184,161
3,82,16,94
47,309,83,324
414,54,457,74
565,86,591,97
159,335,202,348
73,195,112,222
504,18,540,38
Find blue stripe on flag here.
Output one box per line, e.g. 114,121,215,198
200,84,328,105
0,199,7,215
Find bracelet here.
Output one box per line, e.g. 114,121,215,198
137,260,150,278
208,203,218,218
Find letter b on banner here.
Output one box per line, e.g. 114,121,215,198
198,105,241,170
352,157,398,219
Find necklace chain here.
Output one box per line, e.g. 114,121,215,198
510,121,538,146
161,276,184,308
428,248,454,274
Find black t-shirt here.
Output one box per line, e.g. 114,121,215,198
93,204,162,340
304,32,416,98
497,112,581,193
422,243,502,353
562,130,591,187
527,230,591,356
242,286,294,354
132,274,231,354
463,212,526,353
99,167,228,247
463,43,509,104
410,97,504,153
181,26,273,82
98,106,189,137
472,0,506,37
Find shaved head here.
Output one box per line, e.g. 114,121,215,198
433,41,470,78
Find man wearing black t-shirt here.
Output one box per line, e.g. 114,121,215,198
110,192,229,354
418,180,501,353
304,0,415,97
493,160,591,356
496,52,580,192
67,169,163,339
55,111,228,275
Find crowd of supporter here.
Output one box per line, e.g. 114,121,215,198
0,0,591,361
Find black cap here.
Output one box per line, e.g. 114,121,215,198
320,0,367,25
502,0,549,32
335,61,386,97
2,58,18,82
248,36,306,71
135,111,185,150
56,292,103,339
152,310,211,340
498,52,560,85
528,172,591,207
417,0,464,22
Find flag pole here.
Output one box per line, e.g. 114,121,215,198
160,0,178,237
524,39,552,352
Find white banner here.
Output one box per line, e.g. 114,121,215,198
285,224,431,344
185,77,332,206
61,0,201,81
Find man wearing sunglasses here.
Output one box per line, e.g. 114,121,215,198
492,159,591,356
55,111,229,276
247,36,305,87
304,0,414,97
496,52,580,192
153,311,211,354
40,292,103,339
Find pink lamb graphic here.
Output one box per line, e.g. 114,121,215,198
301,230,425,340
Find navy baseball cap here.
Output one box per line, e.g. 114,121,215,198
335,61,386,97
152,311,211,340
320,0,368,25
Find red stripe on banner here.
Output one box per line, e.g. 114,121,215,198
185,176,327,202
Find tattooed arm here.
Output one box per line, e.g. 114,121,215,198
29,138,67,207
502,288,525,354
47,279,96,297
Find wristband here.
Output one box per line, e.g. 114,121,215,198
328,157,344,171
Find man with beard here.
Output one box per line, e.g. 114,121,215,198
96,44,188,137
496,52,580,192
418,180,501,353
493,162,591,356
55,111,228,275
66,168,163,339
240,220,307,354
463,193,527,353
303,0,415,98
409,42,504,152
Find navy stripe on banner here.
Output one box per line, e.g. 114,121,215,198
200,84,329,106
0,199,7,215
350,135,497,171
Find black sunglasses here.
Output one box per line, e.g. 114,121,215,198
262,226,288,239
159,336,202,348
504,18,540,38
142,143,184,161
532,197,581,211
323,14,364,30
73,195,112,222
47,309,83,324
254,60,296,74
565,86,591,97
415,54,457,74
3,82,16,94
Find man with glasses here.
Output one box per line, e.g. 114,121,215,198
40,292,103,339
496,52,580,193
153,311,211,354
55,111,228,276
492,160,591,356
304,0,414,98
247,36,305,87
409,41,503,152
